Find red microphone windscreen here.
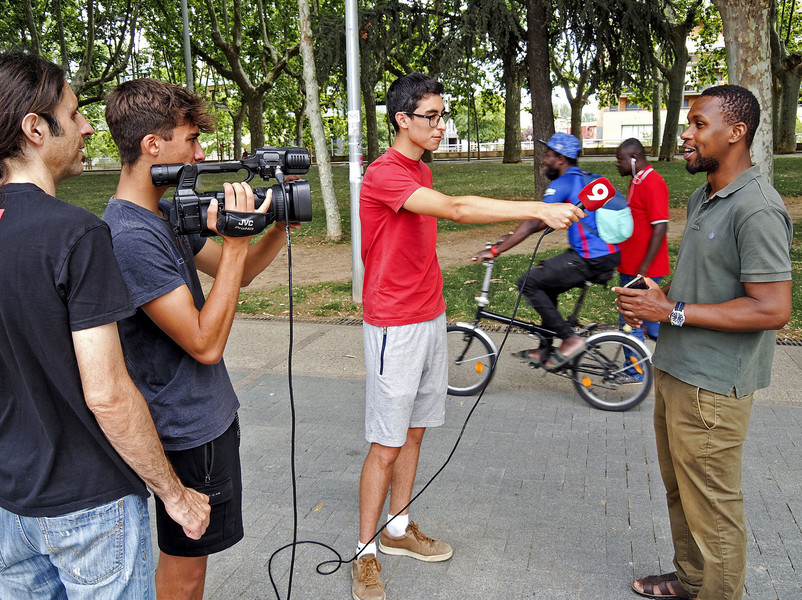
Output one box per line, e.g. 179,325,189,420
577,177,615,211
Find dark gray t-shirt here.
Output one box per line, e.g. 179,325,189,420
103,198,238,451
654,166,792,397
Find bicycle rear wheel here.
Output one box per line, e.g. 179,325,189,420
571,332,652,411
446,324,498,396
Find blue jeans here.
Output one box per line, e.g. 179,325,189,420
618,273,662,341
0,494,155,600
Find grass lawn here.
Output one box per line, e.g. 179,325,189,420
443,241,802,338
241,235,802,339
61,158,802,334
62,155,802,238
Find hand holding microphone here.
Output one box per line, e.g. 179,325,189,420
544,177,616,234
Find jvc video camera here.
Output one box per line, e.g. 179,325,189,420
150,146,313,237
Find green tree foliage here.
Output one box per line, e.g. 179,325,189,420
0,0,139,104
147,0,301,150
452,91,506,143
339,0,463,162
522,0,672,191
653,0,707,161
550,0,671,142
463,0,527,162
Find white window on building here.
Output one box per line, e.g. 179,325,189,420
621,124,652,142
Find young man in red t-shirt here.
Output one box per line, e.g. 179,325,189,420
615,138,670,341
353,72,584,600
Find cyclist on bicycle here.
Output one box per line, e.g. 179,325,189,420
471,133,620,370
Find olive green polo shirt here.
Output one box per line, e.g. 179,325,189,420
653,165,792,397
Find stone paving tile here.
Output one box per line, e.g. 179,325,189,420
144,324,802,599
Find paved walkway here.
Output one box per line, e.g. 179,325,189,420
155,318,802,600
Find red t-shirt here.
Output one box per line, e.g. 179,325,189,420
360,148,445,326
617,166,670,277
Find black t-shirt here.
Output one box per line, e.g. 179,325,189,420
0,183,146,517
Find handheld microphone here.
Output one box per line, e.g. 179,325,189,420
544,177,616,234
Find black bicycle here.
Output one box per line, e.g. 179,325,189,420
447,255,653,411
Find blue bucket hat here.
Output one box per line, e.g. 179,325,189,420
537,132,582,159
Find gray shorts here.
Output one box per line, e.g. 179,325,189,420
363,312,448,447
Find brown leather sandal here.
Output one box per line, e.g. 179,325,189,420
632,572,695,599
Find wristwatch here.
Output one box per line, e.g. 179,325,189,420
669,301,686,327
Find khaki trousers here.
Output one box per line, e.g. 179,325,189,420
653,368,754,600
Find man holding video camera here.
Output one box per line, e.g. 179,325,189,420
354,72,583,600
0,54,210,599
102,78,291,600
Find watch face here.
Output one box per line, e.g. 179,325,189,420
670,309,685,327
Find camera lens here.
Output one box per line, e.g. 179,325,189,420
269,181,312,223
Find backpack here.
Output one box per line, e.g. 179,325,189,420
575,171,633,245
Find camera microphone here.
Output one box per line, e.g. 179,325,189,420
544,177,616,234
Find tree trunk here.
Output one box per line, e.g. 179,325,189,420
294,92,307,147
712,0,774,181
658,11,699,163
502,60,523,164
774,68,801,154
233,104,246,157
22,0,41,55
361,74,381,163
473,97,481,159
53,0,68,70
190,0,299,159
569,94,583,142
526,0,555,197
651,75,661,157
298,0,341,240
247,94,265,149
659,52,689,161
770,21,802,154
465,86,472,161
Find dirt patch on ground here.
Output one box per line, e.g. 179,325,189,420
200,195,802,294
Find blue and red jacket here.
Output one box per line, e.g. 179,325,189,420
542,166,618,259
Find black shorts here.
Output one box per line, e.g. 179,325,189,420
154,415,244,557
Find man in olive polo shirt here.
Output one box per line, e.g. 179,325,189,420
615,85,792,600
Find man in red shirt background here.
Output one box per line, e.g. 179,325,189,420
615,138,670,342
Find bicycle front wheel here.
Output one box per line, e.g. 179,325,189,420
571,332,653,411
446,324,498,396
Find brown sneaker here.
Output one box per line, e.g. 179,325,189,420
378,521,453,562
351,554,385,600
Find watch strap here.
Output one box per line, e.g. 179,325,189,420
670,301,686,327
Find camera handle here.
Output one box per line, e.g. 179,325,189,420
215,209,272,237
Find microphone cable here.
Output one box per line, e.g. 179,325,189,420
266,221,554,600
272,171,300,600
